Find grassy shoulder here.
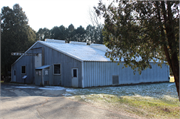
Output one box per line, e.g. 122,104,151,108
69,94,180,119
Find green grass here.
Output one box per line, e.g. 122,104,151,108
170,76,175,82
72,94,180,119
118,96,180,118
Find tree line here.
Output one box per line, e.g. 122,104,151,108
37,24,103,44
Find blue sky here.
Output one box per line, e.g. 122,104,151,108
1,0,107,32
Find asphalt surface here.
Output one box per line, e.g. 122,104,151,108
0,83,136,119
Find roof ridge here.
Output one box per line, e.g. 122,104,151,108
45,39,65,43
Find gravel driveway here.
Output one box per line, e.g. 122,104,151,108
0,83,136,119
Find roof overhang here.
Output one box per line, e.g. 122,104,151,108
36,65,51,70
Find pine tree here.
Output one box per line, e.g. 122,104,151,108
1,4,36,76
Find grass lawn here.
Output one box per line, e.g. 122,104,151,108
64,83,179,119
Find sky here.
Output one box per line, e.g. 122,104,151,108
0,0,107,32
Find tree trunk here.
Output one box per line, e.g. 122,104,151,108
171,53,179,100
165,1,179,100
161,1,179,100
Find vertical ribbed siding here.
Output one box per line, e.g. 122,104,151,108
12,42,83,87
83,61,169,88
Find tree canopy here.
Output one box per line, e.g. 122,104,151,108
95,0,179,98
1,4,36,76
37,24,103,44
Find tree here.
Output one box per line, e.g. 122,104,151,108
94,25,104,44
67,24,76,41
59,25,67,40
37,28,50,41
88,7,104,44
74,26,86,42
1,4,36,76
88,7,102,27
50,26,60,39
85,25,96,43
68,24,75,32
95,0,179,98
84,25,103,44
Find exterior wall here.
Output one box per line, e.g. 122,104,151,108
11,55,34,84
11,41,169,88
11,42,82,87
83,61,169,87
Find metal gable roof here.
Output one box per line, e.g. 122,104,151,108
39,39,110,61
41,39,161,63
39,39,111,61
12,39,161,65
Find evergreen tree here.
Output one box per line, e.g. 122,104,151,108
74,26,86,42
68,24,75,32
59,25,67,40
67,24,76,41
37,28,50,41
1,4,36,76
50,26,60,39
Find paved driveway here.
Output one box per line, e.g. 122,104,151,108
0,83,135,119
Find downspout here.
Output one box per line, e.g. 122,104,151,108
82,61,84,88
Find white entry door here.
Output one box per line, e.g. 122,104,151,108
35,53,42,68
72,68,78,87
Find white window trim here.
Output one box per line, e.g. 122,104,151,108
53,64,61,75
21,66,26,74
72,68,78,78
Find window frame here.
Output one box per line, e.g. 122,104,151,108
21,66,26,74
53,64,61,75
73,69,77,77
72,68,78,78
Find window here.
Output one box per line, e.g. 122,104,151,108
54,64,60,74
73,69,77,77
22,66,26,73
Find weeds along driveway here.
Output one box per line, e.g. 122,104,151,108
0,83,137,119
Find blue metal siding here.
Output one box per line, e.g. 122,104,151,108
139,63,169,83
35,42,82,87
11,55,34,84
83,61,169,87
11,42,82,87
